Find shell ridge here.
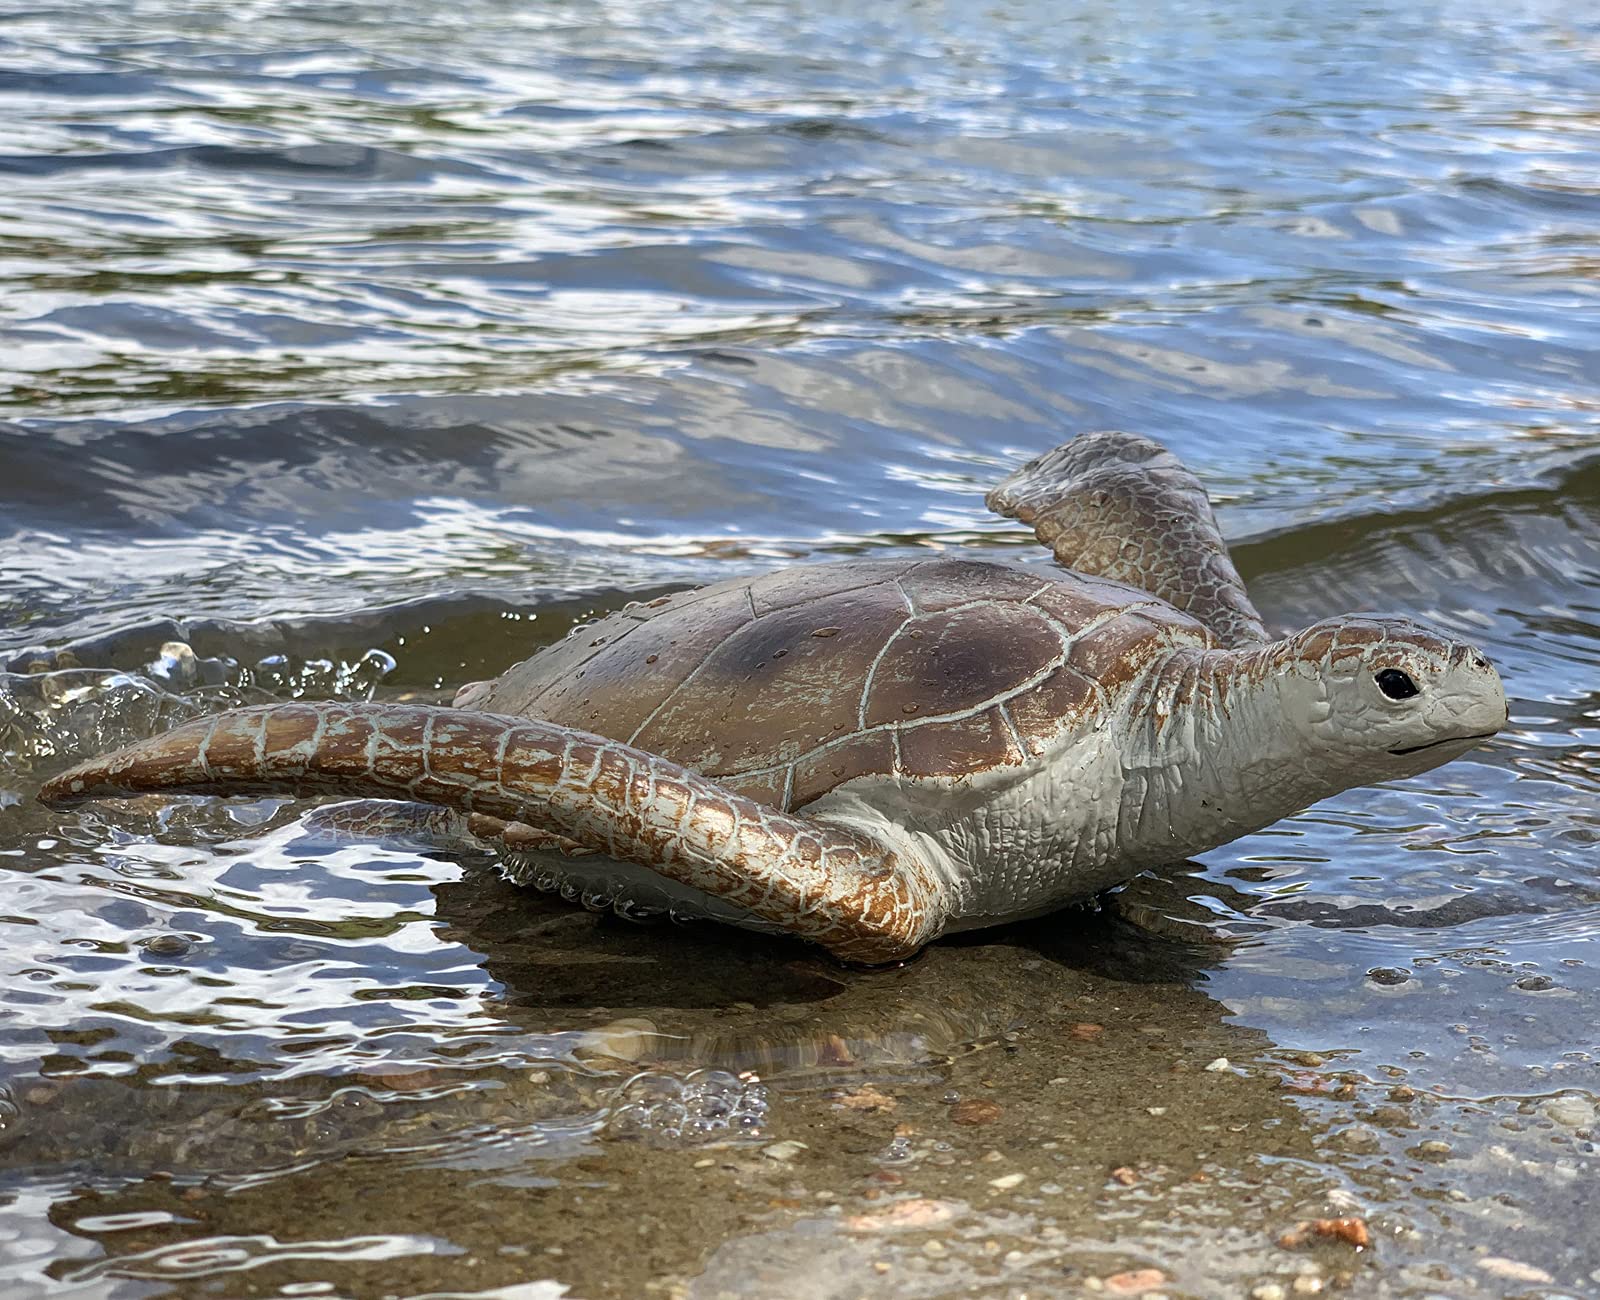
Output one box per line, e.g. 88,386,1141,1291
856,587,919,730
995,701,1027,755
728,640,1082,793
517,603,658,713
623,581,762,745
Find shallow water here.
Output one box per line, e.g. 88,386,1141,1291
2,1,1598,1296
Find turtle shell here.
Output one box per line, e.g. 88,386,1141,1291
468,557,1209,812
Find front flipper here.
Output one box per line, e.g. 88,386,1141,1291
40,703,943,963
987,430,1267,647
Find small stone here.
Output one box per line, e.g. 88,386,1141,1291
1251,1286,1286,1300
574,1017,657,1062
1543,1096,1595,1129
1387,1085,1417,1103
1279,1218,1369,1250
1366,966,1410,986
1336,1127,1380,1154
922,1239,946,1257
843,1199,959,1232
872,1261,890,1274
837,1085,897,1113
1476,1257,1554,1284
988,1172,1025,1191
1291,1278,1323,1295
1204,1057,1231,1073
1146,1107,1167,1116
1415,1140,1451,1160
950,1099,1003,1126
1105,1269,1167,1296
1110,1166,1139,1186
1069,1022,1104,1040
762,1140,808,1162
693,1158,715,1169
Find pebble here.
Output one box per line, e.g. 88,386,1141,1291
837,1085,896,1113
1251,1286,1286,1300
1336,1127,1380,1154
574,1017,657,1062
1476,1257,1554,1284
1543,1096,1595,1129
1204,1057,1231,1073
950,1099,1003,1126
1415,1140,1451,1160
761,1140,808,1162
988,1172,1025,1191
1279,1218,1369,1250
1292,1278,1323,1295
843,1199,958,1233
1104,1269,1167,1296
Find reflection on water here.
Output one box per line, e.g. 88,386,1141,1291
1,0,1597,1295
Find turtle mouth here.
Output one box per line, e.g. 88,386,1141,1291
1388,731,1498,757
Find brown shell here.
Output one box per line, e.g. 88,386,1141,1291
470,557,1208,812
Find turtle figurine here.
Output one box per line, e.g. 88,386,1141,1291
41,431,1507,963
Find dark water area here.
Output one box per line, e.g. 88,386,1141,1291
1,1,1597,1296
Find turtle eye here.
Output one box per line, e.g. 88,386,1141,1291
1375,668,1420,701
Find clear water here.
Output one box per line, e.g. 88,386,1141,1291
1,1,1596,1296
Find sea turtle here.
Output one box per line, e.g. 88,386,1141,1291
40,431,1507,964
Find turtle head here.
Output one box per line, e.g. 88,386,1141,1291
1275,615,1507,777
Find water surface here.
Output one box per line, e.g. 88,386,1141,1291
1,1,1597,1296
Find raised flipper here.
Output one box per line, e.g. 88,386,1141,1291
987,430,1268,647
39,703,942,963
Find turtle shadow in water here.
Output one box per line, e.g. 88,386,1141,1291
426,857,1248,1081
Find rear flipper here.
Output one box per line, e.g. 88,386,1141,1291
987,430,1268,647
40,702,943,963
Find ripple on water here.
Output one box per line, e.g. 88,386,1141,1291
2,0,1599,1295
